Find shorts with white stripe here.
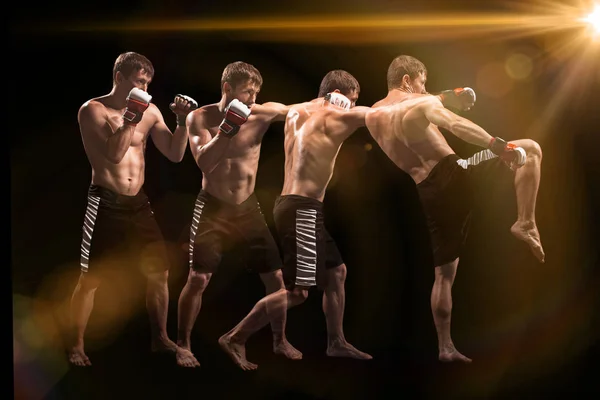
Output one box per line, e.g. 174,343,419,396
273,195,344,289
184,190,283,274
79,185,169,274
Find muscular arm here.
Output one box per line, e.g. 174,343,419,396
78,101,135,164
149,105,188,162
257,102,295,122
187,111,231,174
326,106,370,139
422,98,493,148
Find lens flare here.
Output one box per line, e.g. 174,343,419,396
581,4,600,35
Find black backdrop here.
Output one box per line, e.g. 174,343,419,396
10,1,600,399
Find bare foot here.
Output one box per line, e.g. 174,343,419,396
326,341,372,360
439,344,472,363
218,334,258,371
511,220,545,263
68,347,92,367
152,337,200,368
176,347,201,368
273,340,303,360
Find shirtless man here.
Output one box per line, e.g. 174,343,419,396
176,61,302,368
366,54,545,363
69,51,200,367
217,70,374,370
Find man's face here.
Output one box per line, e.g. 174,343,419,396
345,90,359,108
407,72,427,94
228,79,260,106
118,69,152,93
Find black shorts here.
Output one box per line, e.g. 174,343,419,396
187,190,282,274
416,150,510,266
273,195,344,289
79,185,169,275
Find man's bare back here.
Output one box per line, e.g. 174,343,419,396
188,102,288,204
281,98,370,201
367,93,456,184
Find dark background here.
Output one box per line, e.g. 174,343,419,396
10,1,600,399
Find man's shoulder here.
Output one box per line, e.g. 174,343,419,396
81,97,105,109
79,98,108,120
190,103,218,119
188,103,220,130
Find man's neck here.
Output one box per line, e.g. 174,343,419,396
107,87,128,109
217,96,229,113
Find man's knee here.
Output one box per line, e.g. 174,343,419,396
290,287,309,303
514,139,542,161
186,269,212,293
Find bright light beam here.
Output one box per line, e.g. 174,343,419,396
581,4,600,35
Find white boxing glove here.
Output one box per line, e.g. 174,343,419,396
219,99,251,137
324,92,351,110
123,88,152,125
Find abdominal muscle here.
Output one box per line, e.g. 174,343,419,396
202,156,258,205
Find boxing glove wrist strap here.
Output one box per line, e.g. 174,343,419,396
489,136,508,156
176,114,187,127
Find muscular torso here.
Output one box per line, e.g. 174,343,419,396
281,100,347,202
367,93,455,184
199,104,273,204
81,96,160,195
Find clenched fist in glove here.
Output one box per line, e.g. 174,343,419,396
123,88,152,126
489,136,527,170
170,94,199,127
218,99,251,138
438,87,476,112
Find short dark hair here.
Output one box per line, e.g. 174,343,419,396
113,52,154,85
387,55,427,91
221,61,263,91
318,70,360,98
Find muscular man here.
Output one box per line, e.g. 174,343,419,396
177,61,302,368
69,51,199,367
366,54,545,362
217,70,373,370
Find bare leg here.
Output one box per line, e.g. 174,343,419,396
259,270,302,360
431,258,471,363
67,272,99,367
146,269,199,367
508,139,545,263
323,264,372,360
174,269,211,367
219,288,308,370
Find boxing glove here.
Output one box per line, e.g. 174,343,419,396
122,88,152,126
489,137,527,169
438,87,476,111
218,99,251,137
170,94,199,127
324,92,351,110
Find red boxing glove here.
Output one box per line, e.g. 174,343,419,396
489,137,527,169
123,88,152,126
438,87,476,111
219,99,251,137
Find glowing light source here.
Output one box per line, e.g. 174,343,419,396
582,4,600,34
